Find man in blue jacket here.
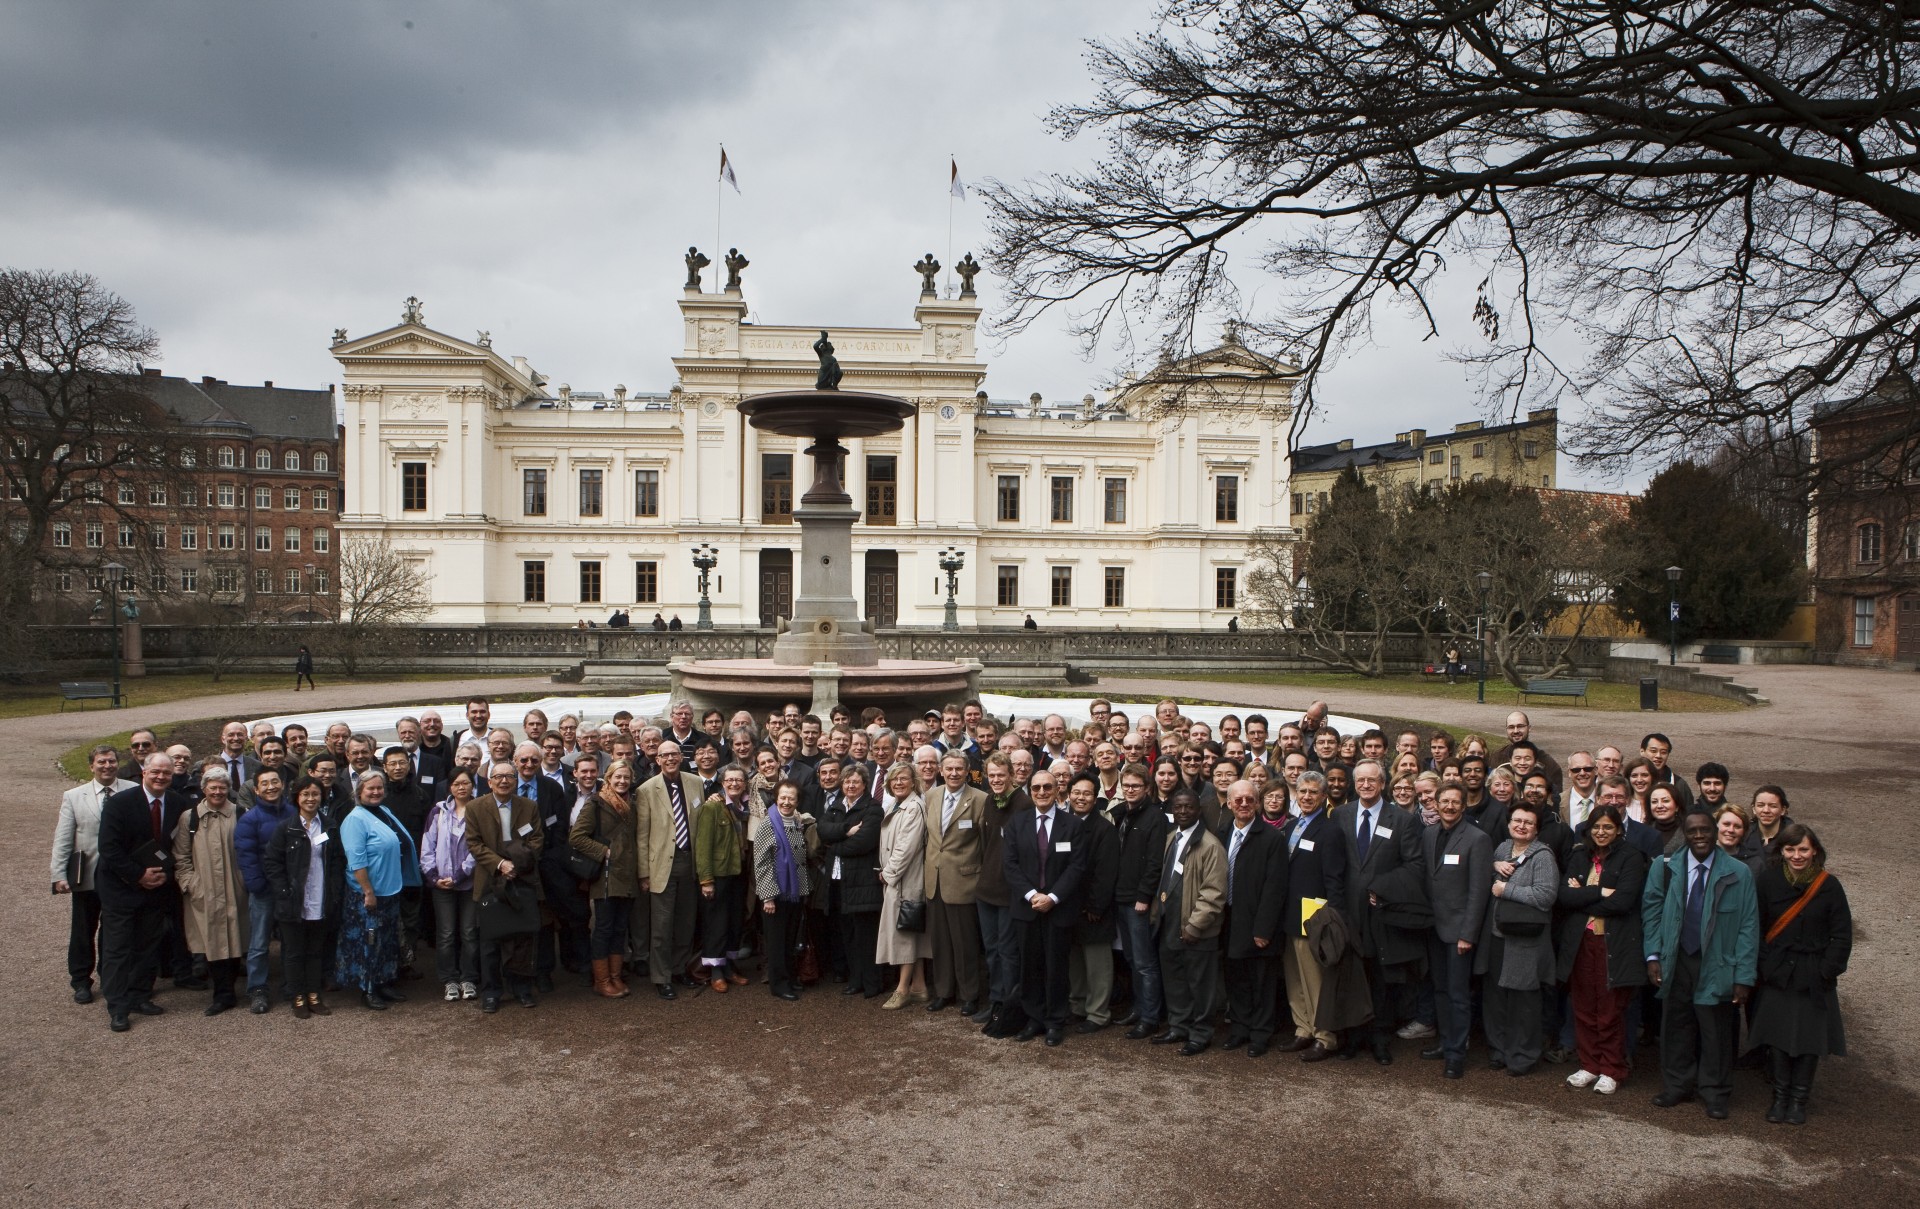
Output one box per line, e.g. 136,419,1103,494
1642,812,1758,1120
233,767,295,1013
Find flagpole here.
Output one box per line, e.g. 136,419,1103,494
716,144,724,293
945,154,955,297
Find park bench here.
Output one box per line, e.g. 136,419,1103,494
1700,644,1741,664
59,681,116,710
1520,677,1588,705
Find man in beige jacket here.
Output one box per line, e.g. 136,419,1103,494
924,752,989,1014
634,741,708,999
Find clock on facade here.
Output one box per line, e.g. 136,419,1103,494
702,400,719,416
939,404,956,420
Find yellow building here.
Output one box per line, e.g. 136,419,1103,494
1289,408,1559,517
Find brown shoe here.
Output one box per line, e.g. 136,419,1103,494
607,954,632,997
306,997,332,1017
292,995,311,1020
592,959,623,999
710,975,730,994
726,965,749,987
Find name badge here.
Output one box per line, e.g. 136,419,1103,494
517,823,533,837
1173,860,1184,875
421,776,434,786
314,834,328,845
957,819,973,830
1374,824,1393,839
1443,853,1461,866
1298,839,1315,852
544,815,558,827
1054,841,1072,853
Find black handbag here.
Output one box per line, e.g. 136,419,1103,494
563,848,603,882
895,897,927,933
476,878,540,941
1494,897,1548,937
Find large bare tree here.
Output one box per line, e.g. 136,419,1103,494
984,1,1920,483
324,535,434,675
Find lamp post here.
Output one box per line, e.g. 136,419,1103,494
691,543,718,631
304,562,317,623
1665,564,1683,666
98,561,130,708
938,545,965,632
1474,569,1492,705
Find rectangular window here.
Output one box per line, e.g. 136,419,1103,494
180,526,198,551
1050,476,1074,523
1103,478,1126,524
1050,565,1072,608
865,455,897,524
1522,441,1539,459
86,569,104,592
1291,492,1303,515
284,487,301,510
578,467,603,517
635,468,660,517
217,484,236,508
523,560,546,603
150,571,166,594
254,486,272,509
997,475,1020,523
215,567,238,593
523,468,548,516
150,525,166,549
1450,455,1461,480
996,565,1019,607
85,521,103,548
256,567,273,594
401,462,427,511
118,522,134,547
1103,566,1125,608
217,523,235,550
179,568,197,592
313,569,328,593
635,560,659,604
53,522,71,548
1472,442,1487,458
148,484,167,506
1428,449,1443,465
1853,596,1875,646
254,527,272,552
285,527,301,552
1215,475,1239,523
1858,523,1882,563
182,486,198,508
285,568,302,594
56,569,73,592
84,481,102,501
312,527,329,553
312,488,330,511
578,560,602,603
1216,567,1238,610
117,483,136,505
761,454,793,523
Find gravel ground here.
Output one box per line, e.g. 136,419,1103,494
3,667,1916,1208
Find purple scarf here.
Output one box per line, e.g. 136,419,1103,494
769,811,802,902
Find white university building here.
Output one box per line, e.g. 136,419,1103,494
331,269,1299,628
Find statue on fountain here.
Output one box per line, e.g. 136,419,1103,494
813,331,843,391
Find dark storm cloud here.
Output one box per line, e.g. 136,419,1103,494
0,2,795,198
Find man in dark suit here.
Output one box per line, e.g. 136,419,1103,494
1219,779,1288,1056
772,728,820,814
1279,770,1347,1061
1332,759,1425,1064
974,753,1031,1027
213,721,261,798
510,742,586,992
1000,769,1088,1046
1422,782,1494,1080
96,755,181,1031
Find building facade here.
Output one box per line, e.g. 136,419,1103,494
1808,387,1920,665
331,271,1298,627
5,370,340,622
1290,409,1559,516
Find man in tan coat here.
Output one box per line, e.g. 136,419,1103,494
924,751,989,1014
634,741,708,999
172,769,249,1016
467,765,544,1011
1149,789,1227,1055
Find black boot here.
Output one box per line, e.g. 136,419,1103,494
1765,1049,1792,1124
1785,1055,1817,1125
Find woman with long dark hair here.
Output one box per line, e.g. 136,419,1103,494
1748,823,1851,1125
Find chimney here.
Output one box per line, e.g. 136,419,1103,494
143,367,162,377
1526,407,1558,422
263,380,272,389
202,376,218,387
1403,428,1425,447
1335,439,1353,451
1453,420,1483,432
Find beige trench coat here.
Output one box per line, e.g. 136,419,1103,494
172,803,249,961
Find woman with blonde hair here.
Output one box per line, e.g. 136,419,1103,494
875,760,929,1008
570,759,640,998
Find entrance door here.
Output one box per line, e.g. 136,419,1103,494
1899,593,1920,662
864,550,898,628
758,549,793,628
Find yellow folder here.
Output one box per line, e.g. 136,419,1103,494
1301,897,1328,936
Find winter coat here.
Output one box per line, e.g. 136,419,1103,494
1069,808,1121,946
1553,840,1649,989
1641,846,1759,1004
1481,840,1559,991
816,793,884,914
172,802,248,961
234,795,295,897
263,810,344,925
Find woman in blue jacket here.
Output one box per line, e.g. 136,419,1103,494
336,773,421,1011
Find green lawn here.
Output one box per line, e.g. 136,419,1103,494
1149,670,1748,713
0,670,454,720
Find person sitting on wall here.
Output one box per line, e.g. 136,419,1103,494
1024,614,1038,630
652,613,668,631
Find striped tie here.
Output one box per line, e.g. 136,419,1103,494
669,781,689,848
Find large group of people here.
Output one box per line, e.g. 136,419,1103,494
50,694,1852,1124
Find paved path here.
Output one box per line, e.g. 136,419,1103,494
1,667,1915,1207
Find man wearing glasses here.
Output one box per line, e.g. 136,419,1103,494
1563,753,1600,827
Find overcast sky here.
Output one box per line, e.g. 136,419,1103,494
2,1,1619,485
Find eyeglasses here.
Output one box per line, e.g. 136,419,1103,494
1567,765,1595,773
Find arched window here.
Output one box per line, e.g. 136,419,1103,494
1905,522,1919,562
314,452,332,473
1857,522,1882,563
217,446,235,468
254,448,272,470
284,450,301,471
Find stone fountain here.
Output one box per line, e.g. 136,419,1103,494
667,333,979,715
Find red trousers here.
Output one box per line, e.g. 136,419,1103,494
1569,931,1636,1080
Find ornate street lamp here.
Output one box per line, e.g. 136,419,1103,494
304,561,317,623
1665,564,1683,666
691,543,719,631
1474,569,1493,705
94,560,137,708
938,545,965,632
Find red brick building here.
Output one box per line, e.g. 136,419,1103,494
15,371,342,622
1808,386,1920,665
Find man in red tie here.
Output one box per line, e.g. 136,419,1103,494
96,754,183,1031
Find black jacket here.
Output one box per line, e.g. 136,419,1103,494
1553,840,1650,989
1110,795,1170,909
1280,811,1346,940
1004,807,1088,925
97,785,191,906
816,793,884,914
1069,810,1121,946
1754,865,1851,992
262,811,345,924
1330,800,1424,963
1221,819,1288,960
